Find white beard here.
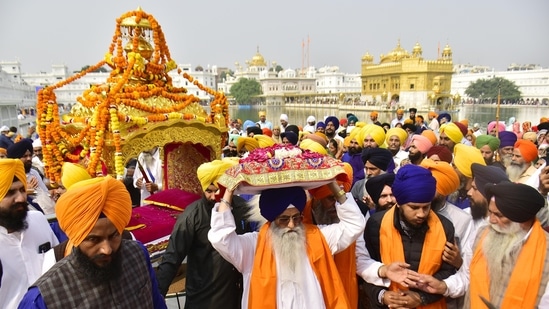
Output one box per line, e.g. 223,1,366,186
483,222,526,302
506,162,525,182
270,223,306,277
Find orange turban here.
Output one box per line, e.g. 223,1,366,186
370,111,379,117
308,163,353,199
421,130,438,146
421,159,459,196
0,148,6,156
305,133,328,147
514,139,538,163
61,162,91,190
403,118,414,125
0,159,26,200
459,119,469,128
428,111,438,118
56,176,132,247
237,137,259,153
396,109,404,115
453,144,485,178
262,128,272,137
197,159,239,192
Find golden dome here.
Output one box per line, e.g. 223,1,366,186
380,40,410,64
249,46,267,67
443,44,452,53
441,44,452,58
120,7,152,29
362,51,374,62
412,42,422,58
124,37,154,60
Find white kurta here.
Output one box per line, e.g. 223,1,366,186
208,193,365,309
0,210,59,308
133,150,163,206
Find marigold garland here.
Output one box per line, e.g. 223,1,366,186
37,8,229,183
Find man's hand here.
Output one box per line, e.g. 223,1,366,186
28,176,38,189
442,240,462,268
415,273,447,295
136,177,144,189
383,290,422,308
145,182,158,193
539,166,549,196
379,262,420,288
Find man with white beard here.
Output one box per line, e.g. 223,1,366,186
507,139,538,183
492,131,517,170
133,147,163,205
208,182,365,309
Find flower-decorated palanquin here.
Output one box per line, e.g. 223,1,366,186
37,7,229,195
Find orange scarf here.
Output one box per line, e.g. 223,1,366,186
248,223,350,309
469,220,546,308
379,206,447,309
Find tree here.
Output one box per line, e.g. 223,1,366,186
77,65,109,73
465,77,521,103
269,65,284,73
219,70,234,81
230,78,262,105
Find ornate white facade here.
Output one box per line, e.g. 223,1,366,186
0,62,36,129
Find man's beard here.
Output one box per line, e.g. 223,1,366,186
500,153,513,168
506,161,526,182
270,223,306,274
483,222,526,300
399,206,426,229
73,244,122,285
430,194,446,212
408,151,423,165
469,198,488,220
348,146,362,155
325,128,335,138
0,201,29,232
376,199,395,212
24,161,32,173
311,200,339,225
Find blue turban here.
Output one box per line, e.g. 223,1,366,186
281,131,298,145
259,187,306,221
325,116,340,130
7,138,33,159
348,115,359,124
243,120,256,131
498,131,517,148
316,121,326,129
392,164,436,205
437,113,451,124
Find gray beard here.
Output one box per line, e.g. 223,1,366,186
270,223,306,274
506,162,526,182
500,154,513,168
483,222,526,303
311,200,340,225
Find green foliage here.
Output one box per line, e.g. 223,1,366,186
465,77,521,101
78,65,109,73
219,70,234,81
269,65,284,73
230,78,262,104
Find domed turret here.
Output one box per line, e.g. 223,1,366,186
362,51,374,63
380,40,410,64
412,42,423,58
442,44,452,59
249,46,267,67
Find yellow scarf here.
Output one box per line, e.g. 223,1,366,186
248,223,350,309
379,206,447,309
469,220,546,308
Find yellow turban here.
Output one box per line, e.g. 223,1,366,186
61,162,91,190
420,159,460,196
254,134,275,148
355,121,366,128
56,176,132,247
359,124,386,147
197,159,239,192
299,139,327,155
0,159,26,200
237,137,259,153
440,123,464,144
386,128,407,144
453,144,485,178
403,118,414,125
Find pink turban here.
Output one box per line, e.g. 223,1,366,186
411,135,433,154
487,121,506,134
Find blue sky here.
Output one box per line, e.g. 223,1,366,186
1,0,547,74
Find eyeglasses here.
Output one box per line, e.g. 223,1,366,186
276,214,304,226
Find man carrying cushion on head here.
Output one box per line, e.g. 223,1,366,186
208,179,365,308
19,176,167,308
475,135,500,165
155,159,254,307
508,139,538,183
408,134,434,166
361,164,456,308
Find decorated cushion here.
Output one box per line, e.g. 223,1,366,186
144,188,201,211
218,144,347,194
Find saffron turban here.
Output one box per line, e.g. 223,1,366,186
421,130,437,146
411,135,433,154
439,123,464,144
300,139,327,155
453,144,485,178
316,121,326,129
254,134,275,148
437,113,451,123
343,136,352,147
403,119,414,125
453,121,468,137
325,116,340,130
428,111,438,118
280,114,289,122
370,111,378,118
7,138,33,159
386,128,407,144
304,133,328,147
475,135,500,151
523,131,537,144
281,132,298,145
56,176,132,247
197,159,239,192
365,173,395,204
485,182,545,223
471,163,509,199
309,163,353,199
426,145,453,164
259,187,306,221
392,164,436,205
459,119,469,128
258,111,266,117
262,128,272,137
514,139,538,163
487,121,506,133
421,159,459,196
396,109,404,115
498,131,517,148
61,163,91,190
0,159,26,200
237,137,259,153
361,148,393,171
360,125,386,147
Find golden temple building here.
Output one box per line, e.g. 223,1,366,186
361,40,459,111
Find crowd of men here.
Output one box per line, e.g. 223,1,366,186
2,107,549,308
